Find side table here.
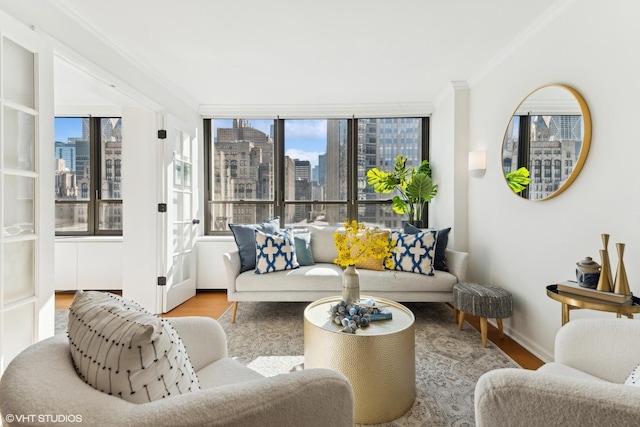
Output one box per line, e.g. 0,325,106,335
453,282,513,348
303,296,415,425
546,284,640,325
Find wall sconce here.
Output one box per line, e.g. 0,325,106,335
469,149,486,178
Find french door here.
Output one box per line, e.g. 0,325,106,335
0,11,54,372
159,116,198,312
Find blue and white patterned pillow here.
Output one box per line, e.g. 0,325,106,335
255,228,300,274
389,229,437,275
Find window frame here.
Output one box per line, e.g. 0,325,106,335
54,116,123,236
203,117,430,234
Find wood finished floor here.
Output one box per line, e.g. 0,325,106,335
55,290,544,370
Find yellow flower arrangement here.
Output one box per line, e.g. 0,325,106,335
333,220,395,269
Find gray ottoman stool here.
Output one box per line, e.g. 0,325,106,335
452,282,513,347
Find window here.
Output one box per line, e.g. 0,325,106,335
54,117,123,235
204,117,428,233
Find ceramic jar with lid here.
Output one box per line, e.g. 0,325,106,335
576,257,601,289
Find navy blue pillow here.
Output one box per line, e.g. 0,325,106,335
403,223,451,272
229,218,280,273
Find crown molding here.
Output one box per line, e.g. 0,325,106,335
198,102,435,118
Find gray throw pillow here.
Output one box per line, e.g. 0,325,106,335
294,232,315,266
229,217,280,273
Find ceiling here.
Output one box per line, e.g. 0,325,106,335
0,0,567,110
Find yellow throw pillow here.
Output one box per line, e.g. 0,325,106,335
354,230,390,271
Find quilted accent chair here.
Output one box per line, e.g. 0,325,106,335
475,318,640,427
0,316,354,427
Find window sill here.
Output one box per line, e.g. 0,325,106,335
55,236,123,243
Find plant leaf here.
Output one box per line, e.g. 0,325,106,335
392,196,407,214
406,173,437,202
366,168,397,193
505,167,531,193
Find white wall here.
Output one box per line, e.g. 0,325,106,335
464,0,640,361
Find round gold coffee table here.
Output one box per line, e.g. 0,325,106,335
303,296,415,424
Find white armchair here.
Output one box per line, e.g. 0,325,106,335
0,316,354,427
475,318,640,427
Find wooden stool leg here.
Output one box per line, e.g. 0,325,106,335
480,317,488,348
452,307,459,324
458,311,465,330
231,301,238,323
497,318,504,338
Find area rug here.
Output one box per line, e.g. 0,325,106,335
219,302,519,427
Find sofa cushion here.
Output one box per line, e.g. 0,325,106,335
255,228,300,274
308,225,339,264
235,263,457,293
389,229,437,276
229,217,280,273
404,224,451,272
293,232,315,266
67,290,201,403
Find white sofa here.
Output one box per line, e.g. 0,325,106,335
223,225,468,322
0,316,354,427
475,318,640,427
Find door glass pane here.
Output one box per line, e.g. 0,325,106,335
183,192,191,221
3,175,34,235
3,38,34,108
172,224,180,254
100,118,123,200
173,192,183,222
209,202,274,232
97,201,122,231
55,203,88,232
55,117,90,201
183,163,192,189
211,119,275,203
3,240,35,304
182,224,192,252
174,160,183,188
172,255,182,284
2,303,35,370
3,107,35,171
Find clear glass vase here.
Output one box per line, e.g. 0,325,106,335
342,265,360,304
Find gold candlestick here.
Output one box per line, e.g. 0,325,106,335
613,243,631,296
596,234,613,292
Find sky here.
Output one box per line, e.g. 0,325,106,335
55,117,84,142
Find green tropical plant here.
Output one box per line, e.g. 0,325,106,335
366,155,437,223
505,167,531,193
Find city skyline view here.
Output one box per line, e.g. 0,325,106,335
213,119,326,169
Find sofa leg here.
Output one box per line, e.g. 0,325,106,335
231,302,238,323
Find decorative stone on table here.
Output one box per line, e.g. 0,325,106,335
452,282,513,348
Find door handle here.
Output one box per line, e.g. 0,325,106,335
192,219,200,225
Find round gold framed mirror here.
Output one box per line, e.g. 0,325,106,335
502,84,591,200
